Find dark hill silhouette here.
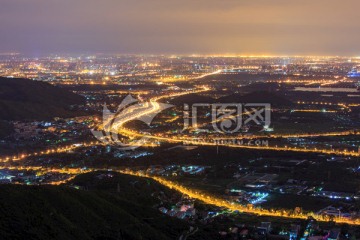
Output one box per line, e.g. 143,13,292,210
0,77,85,120
0,172,188,240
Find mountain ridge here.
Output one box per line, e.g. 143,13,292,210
0,77,86,121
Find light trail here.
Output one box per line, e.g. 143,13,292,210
2,85,359,163
2,165,360,225
110,86,359,154
213,130,360,140
118,128,360,157
0,166,90,185
193,70,222,79
291,109,337,113
119,169,360,226
0,87,210,162
87,83,360,157
0,141,100,163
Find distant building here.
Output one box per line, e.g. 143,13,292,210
328,229,340,240
289,224,301,240
347,68,360,78
257,222,271,233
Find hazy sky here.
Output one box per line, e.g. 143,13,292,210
1,0,360,55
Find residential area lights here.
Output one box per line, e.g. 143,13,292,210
2,164,360,225
120,169,360,226
1,84,360,164
1,88,360,228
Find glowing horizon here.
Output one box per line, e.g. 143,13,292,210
1,0,360,55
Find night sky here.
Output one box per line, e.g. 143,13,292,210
1,0,360,55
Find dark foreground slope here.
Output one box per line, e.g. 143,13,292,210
0,172,189,240
0,77,85,121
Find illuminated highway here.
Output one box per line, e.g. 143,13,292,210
0,166,360,225
1,85,359,164
74,84,360,158
2,56,360,230
117,127,360,157
119,169,360,225
3,164,359,225
0,141,100,163
1,109,357,230
106,86,360,156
